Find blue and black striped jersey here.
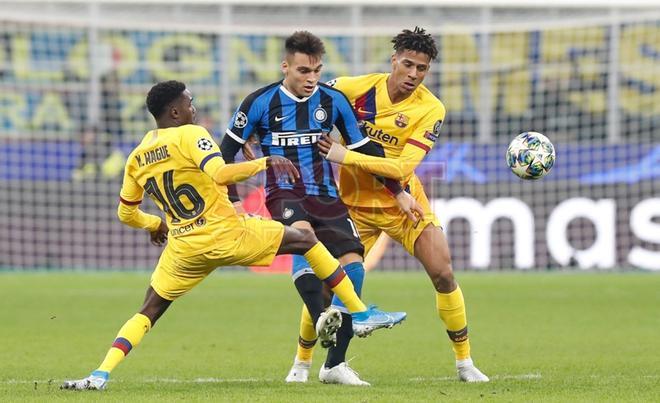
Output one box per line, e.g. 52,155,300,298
225,81,370,198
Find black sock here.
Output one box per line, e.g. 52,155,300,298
293,274,325,325
325,312,353,368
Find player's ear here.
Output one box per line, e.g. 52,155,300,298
281,60,288,75
390,53,397,68
169,104,179,120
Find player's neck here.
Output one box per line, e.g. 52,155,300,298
156,119,179,129
281,80,311,99
386,77,411,104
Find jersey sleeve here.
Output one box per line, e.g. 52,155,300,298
332,91,370,150
119,156,144,205
342,104,446,181
225,94,263,145
328,76,364,101
181,125,225,176
117,157,162,231
406,103,446,156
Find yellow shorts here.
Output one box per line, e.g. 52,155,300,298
151,216,285,300
348,186,440,256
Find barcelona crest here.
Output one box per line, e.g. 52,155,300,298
394,113,409,128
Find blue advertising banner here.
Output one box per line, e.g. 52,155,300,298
2,140,658,184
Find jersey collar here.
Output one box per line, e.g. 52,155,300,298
279,84,319,103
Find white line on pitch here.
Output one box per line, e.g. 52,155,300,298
409,373,542,382
143,377,274,383
3,378,275,384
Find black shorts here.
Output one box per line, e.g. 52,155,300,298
266,189,364,258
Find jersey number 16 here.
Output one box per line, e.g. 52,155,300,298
144,170,205,223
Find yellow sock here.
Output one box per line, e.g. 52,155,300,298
97,313,152,373
303,242,366,313
296,304,317,362
436,285,471,360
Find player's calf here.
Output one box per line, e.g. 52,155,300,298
276,226,319,255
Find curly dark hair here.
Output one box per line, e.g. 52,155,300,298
285,31,326,58
146,80,186,119
391,27,438,61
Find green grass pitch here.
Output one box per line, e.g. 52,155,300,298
1,271,658,402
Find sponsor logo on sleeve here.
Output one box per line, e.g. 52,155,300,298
424,131,438,142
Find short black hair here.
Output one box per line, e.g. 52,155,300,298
146,80,186,119
391,27,438,61
284,31,325,58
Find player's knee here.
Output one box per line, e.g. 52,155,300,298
429,258,455,292
297,227,318,249
139,288,171,325
140,304,167,325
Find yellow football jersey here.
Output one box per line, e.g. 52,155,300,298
332,73,446,208
119,124,244,257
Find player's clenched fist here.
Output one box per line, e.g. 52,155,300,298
150,220,168,247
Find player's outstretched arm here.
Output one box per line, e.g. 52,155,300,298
319,135,424,181
319,135,423,222
218,133,254,203
209,157,269,186
218,134,299,185
183,130,270,188
348,137,405,195
209,155,299,186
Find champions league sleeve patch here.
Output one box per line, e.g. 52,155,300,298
433,119,443,136
233,111,248,128
423,120,443,143
197,138,214,151
326,79,337,87
424,120,442,143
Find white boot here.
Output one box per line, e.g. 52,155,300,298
285,357,311,383
319,362,370,386
61,371,109,390
456,358,489,382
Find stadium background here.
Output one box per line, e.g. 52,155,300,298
0,0,658,272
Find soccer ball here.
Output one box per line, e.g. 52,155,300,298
506,131,555,180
